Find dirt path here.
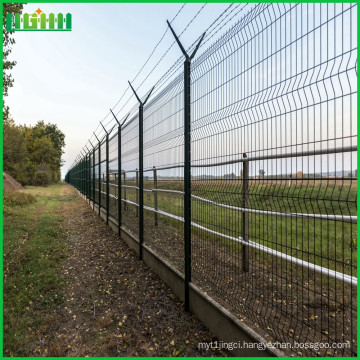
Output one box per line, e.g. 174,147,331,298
48,184,226,357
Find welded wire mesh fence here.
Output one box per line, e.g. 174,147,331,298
65,3,357,356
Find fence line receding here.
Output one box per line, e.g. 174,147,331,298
66,3,357,357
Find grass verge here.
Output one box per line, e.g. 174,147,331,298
3,183,69,356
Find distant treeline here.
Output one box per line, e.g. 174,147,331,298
3,119,65,186
123,170,357,182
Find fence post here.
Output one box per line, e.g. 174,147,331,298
89,140,96,208
110,110,130,235
79,158,81,193
85,155,87,196
167,21,205,312
92,148,95,206
123,171,127,211
82,155,85,195
118,128,121,234
153,166,158,226
84,152,87,198
78,157,81,192
85,145,91,202
77,160,79,190
82,155,84,195
88,153,90,200
242,153,249,272
80,156,82,194
87,153,90,200
82,154,85,195
136,169,139,217
84,147,89,201
99,123,110,225
97,137,101,216
88,153,91,200
79,157,82,193
128,81,154,261
106,134,110,224
80,158,81,192
85,153,88,199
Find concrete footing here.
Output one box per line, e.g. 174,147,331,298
80,195,283,357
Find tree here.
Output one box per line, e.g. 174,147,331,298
3,118,26,172
3,117,36,185
4,119,65,185
22,121,65,182
3,3,25,119
29,136,57,165
224,172,236,179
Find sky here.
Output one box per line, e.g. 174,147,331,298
6,3,356,179
6,2,241,178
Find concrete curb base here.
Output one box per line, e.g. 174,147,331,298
81,196,283,357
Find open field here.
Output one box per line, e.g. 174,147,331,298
103,179,357,276
96,178,357,356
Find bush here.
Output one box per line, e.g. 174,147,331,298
33,171,51,186
3,190,36,207
9,161,36,186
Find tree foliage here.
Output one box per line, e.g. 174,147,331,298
3,119,65,185
3,3,25,119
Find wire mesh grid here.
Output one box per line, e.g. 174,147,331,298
121,114,140,239
142,75,185,273
65,3,357,356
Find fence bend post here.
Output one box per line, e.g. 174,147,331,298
110,110,130,235
167,20,205,312
128,81,154,261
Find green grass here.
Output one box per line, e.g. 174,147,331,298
3,183,69,356
110,179,357,275
3,190,36,209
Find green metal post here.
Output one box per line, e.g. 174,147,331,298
98,141,101,215
242,154,249,272
118,126,121,234
106,134,110,224
167,20,205,312
110,110,130,236
93,148,95,206
128,82,154,261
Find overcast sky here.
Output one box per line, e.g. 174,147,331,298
6,3,356,178
6,2,240,177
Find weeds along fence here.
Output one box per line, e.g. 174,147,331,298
65,3,357,357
